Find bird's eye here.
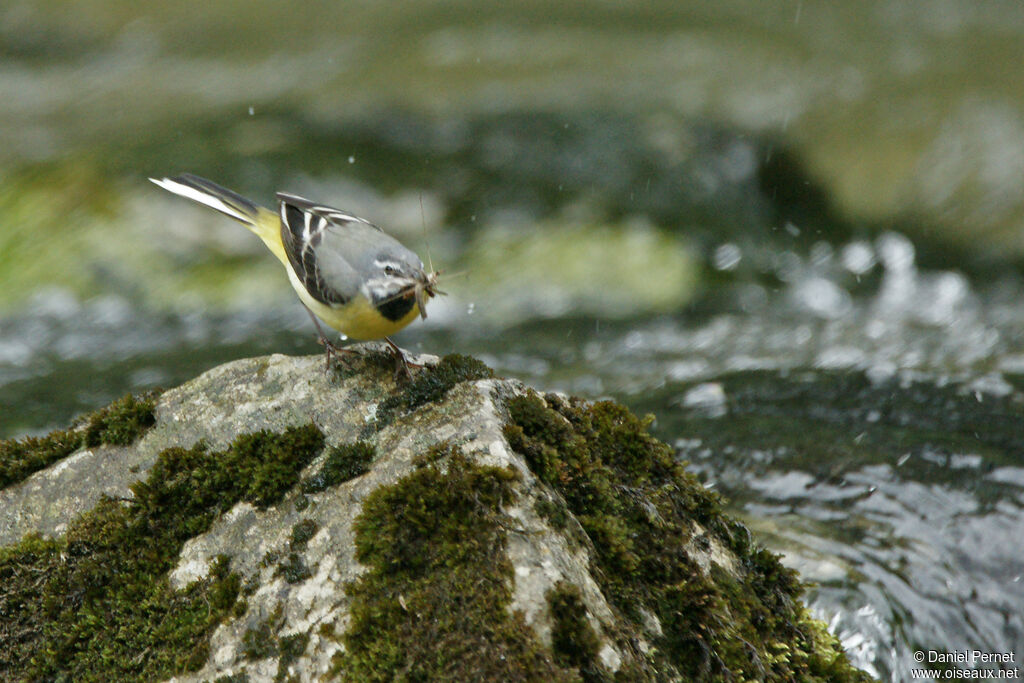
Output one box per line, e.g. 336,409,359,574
384,265,397,276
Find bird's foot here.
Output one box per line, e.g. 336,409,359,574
317,335,356,374
384,337,422,382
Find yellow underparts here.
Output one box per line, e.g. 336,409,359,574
301,285,421,340
247,209,420,340
250,209,292,268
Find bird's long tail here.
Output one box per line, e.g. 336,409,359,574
150,173,288,266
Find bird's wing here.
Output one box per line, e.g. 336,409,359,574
277,193,376,306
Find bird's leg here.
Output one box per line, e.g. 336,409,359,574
303,305,350,373
384,337,423,381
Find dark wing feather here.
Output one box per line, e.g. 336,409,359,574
277,193,383,232
278,194,372,306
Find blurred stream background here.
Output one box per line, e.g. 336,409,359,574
2,1,1024,679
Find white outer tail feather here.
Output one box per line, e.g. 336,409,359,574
149,177,255,224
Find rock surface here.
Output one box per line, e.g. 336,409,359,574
0,347,872,682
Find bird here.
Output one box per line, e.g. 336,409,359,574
150,173,440,376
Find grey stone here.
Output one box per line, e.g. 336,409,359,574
0,347,870,682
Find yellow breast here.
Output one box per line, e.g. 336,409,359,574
321,293,421,340
285,266,420,340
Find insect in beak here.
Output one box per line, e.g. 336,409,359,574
414,269,445,320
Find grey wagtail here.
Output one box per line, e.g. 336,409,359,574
150,174,441,374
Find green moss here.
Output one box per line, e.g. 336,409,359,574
546,581,605,680
82,391,159,447
0,423,324,682
276,520,319,584
243,619,279,660
277,552,313,584
504,391,872,682
534,498,570,531
231,427,325,506
276,632,310,682
0,391,159,489
243,606,285,661
260,549,281,568
290,519,319,550
301,441,375,493
242,573,261,596
209,554,244,610
374,354,494,427
213,673,250,683
0,429,81,489
332,446,578,682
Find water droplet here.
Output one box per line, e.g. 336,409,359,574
841,241,876,274
877,232,915,273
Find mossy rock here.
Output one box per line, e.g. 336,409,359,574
0,348,873,681
0,391,159,490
